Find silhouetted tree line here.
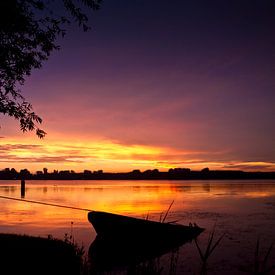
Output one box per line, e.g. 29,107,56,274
0,167,274,180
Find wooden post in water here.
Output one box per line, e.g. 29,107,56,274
21,179,25,198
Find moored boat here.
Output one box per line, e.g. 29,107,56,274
88,211,204,243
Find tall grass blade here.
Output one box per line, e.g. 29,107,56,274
262,241,274,271
204,230,215,260
208,233,225,256
159,212,163,222
195,226,224,275
254,237,260,274
195,238,204,261
162,200,174,223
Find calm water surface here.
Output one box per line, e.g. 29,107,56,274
1,180,275,274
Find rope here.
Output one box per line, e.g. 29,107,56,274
0,195,93,212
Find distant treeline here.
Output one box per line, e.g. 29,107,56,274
0,167,274,180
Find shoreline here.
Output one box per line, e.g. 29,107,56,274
0,169,275,181
0,233,84,275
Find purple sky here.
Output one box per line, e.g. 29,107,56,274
1,0,275,172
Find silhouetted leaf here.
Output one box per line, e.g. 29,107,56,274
0,0,101,137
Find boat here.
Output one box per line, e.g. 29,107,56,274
88,211,204,272
88,211,204,243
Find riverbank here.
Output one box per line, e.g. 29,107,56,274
0,233,84,275
1,180,275,274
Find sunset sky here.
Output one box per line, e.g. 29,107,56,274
1,0,275,172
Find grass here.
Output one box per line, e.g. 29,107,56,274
125,249,179,275
162,200,175,223
2,231,274,275
0,233,84,275
194,226,225,275
251,238,275,275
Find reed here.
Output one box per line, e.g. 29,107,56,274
251,238,275,275
63,223,86,275
125,249,180,275
162,200,175,223
168,248,179,275
194,226,225,275
127,259,163,275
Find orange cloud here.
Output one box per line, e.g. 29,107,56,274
0,135,274,172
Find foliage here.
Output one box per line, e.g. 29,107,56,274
0,0,101,137
252,238,275,275
195,227,225,275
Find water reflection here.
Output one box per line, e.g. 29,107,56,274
1,180,275,221
89,234,188,273
0,180,275,255
202,183,210,192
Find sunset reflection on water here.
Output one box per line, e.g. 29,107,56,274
1,179,275,272
1,180,275,223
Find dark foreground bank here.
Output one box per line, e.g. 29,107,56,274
0,234,84,275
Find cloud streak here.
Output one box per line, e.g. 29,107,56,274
1,1,274,172
0,139,274,172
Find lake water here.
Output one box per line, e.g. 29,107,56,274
0,180,275,274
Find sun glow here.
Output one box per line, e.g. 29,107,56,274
0,136,166,172
0,135,274,172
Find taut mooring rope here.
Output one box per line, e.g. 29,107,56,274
0,195,93,212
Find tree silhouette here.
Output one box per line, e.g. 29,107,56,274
0,0,101,138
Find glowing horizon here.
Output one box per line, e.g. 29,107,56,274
0,134,274,173
0,1,274,172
